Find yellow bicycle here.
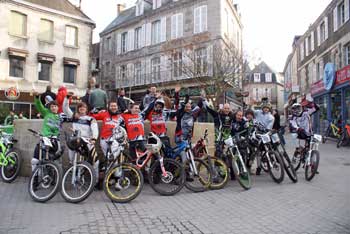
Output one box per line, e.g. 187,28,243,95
322,120,342,143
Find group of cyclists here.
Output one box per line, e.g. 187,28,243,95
0,85,322,204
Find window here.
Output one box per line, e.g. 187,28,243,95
345,43,350,66
254,73,261,82
173,52,182,78
194,5,207,34
105,37,111,51
105,62,111,74
265,73,272,82
120,65,127,81
300,43,304,61
136,1,144,16
151,57,161,81
171,13,183,39
10,11,27,36
38,62,51,81
307,36,312,55
195,48,208,75
65,26,78,46
121,32,128,53
135,27,142,49
338,1,345,26
64,65,76,83
9,57,25,78
151,20,161,45
153,0,162,9
255,88,259,101
39,19,53,42
320,22,326,43
135,62,142,85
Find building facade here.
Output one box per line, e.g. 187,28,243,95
0,0,95,119
291,0,350,134
99,0,243,104
243,62,284,113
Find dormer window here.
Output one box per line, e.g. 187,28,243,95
136,0,144,16
153,0,162,9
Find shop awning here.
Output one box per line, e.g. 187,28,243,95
37,53,56,63
8,47,28,58
63,57,80,66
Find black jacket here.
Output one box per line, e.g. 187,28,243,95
117,96,128,113
40,91,56,105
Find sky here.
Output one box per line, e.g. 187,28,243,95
78,0,332,72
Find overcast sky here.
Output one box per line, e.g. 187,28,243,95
79,0,331,72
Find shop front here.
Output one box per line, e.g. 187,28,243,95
311,64,350,135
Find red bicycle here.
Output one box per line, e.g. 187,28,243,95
134,133,185,196
337,121,350,148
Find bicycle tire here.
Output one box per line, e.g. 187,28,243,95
148,158,185,196
267,150,284,184
292,150,302,172
184,158,212,193
305,150,320,181
28,161,62,203
279,150,297,183
0,150,21,183
231,155,251,190
206,157,229,190
61,161,96,203
103,163,144,203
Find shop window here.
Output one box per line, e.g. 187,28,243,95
345,89,350,123
9,57,25,78
331,91,342,126
64,64,76,84
345,43,350,66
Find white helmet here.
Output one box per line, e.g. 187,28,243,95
145,132,162,154
113,126,127,143
291,103,302,116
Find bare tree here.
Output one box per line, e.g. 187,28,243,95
181,40,246,107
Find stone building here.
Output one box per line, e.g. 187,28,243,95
243,61,284,113
286,0,350,133
0,0,95,118
99,0,243,104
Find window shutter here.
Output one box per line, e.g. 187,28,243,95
117,33,121,54
152,0,156,9
160,17,167,42
145,23,152,46
311,31,315,51
313,62,317,83
333,7,338,32
128,63,134,85
171,15,177,39
345,0,350,22
317,26,321,46
178,13,183,37
128,29,134,51
324,17,328,39
305,40,309,57
141,24,146,47
194,7,200,34
201,5,207,32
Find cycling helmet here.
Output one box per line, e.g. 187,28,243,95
154,99,165,112
260,102,272,111
113,126,127,143
291,103,302,116
67,136,81,151
145,132,162,154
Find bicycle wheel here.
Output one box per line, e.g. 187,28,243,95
292,150,302,171
279,150,297,183
206,157,229,190
231,156,251,190
305,150,320,181
148,158,185,196
267,151,284,184
28,161,62,203
184,158,212,193
61,161,96,203
103,163,144,203
1,150,21,183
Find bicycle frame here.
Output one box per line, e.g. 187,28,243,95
135,149,168,177
0,133,15,166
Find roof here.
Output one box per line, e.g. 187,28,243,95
101,6,136,35
23,0,92,20
251,61,277,74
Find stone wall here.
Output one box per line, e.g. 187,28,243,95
12,119,215,177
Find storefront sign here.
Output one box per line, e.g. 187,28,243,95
311,79,325,96
5,87,20,100
323,63,336,91
335,64,350,86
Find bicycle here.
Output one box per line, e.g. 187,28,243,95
323,120,342,143
27,129,63,203
337,120,350,148
134,132,185,196
0,130,21,183
103,126,144,203
192,129,229,190
60,129,96,203
292,134,322,181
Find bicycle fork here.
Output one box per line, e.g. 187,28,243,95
187,150,199,176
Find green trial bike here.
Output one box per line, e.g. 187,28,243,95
0,130,21,183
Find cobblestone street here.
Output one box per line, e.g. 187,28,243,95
0,138,349,234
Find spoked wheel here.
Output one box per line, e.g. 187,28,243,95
305,150,320,181
1,150,21,183
231,156,251,190
103,163,144,203
206,157,229,190
148,158,185,196
184,158,212,193
267,151,284,184
261,156,269,173
61,161,96,203
28,161,62,203
292,150,303,172
279,150,298,183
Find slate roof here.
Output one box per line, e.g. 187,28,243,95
101,6,136,35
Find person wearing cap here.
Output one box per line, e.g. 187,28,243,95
254,102,275,130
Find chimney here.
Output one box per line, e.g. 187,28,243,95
78,0,82,9
117,3,125,16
